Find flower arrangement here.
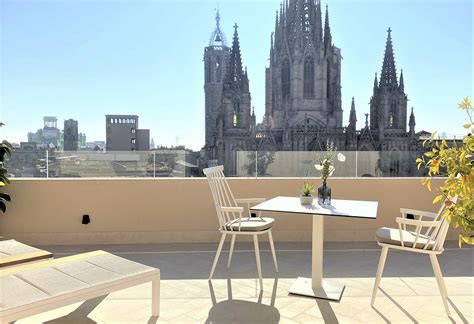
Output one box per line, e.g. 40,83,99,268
417,97,473,247
314,141,346,182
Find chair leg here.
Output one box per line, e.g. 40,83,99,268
209,233,226,280
268,229,279,273
253,234,263,290
227,234,236,268
371,245,389,306
430,254,451,316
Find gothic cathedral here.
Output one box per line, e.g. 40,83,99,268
203,0,419,176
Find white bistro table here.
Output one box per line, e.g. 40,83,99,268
251,196,378,301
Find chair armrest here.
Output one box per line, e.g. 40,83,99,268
235,198,266,204
219,206,244,213
400,208,437,219
396,217,441,228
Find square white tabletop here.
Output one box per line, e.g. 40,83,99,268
251,196,378,219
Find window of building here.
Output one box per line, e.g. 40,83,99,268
131,128,136,134
303,56,314,99
131,138,136,144
281,58,290,99
233,112,237,127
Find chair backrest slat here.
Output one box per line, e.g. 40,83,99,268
203,166,239,229
426,195,458,251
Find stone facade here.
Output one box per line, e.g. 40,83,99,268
64,119,79,151
203,1,419,176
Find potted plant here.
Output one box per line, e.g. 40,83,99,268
0,122,12,213
416,97,473,247
300,182,315,205
314,141,346,206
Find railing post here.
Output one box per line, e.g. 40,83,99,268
153,151,156,178
46,150,49,179
255,150,258,179
355,150,358,178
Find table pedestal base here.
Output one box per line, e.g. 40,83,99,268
288,277,345,301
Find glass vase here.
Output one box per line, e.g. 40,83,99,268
318,180,332,206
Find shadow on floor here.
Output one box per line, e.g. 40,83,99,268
205,278,280,324
44,294,108,324
40,242,474,280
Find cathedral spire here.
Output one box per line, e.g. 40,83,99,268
348,97,357,131
399,69,404,92
323,4,332,54
379,27,398,88
225,23,244,87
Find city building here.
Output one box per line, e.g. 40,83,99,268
63,119,79,151
42,116,60,145
27,116,60,147
105,115,150,151
203,2,418,176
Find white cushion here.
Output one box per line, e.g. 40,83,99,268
376,227,435,249
224,217,274,232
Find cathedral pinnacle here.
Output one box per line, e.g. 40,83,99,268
323,4,332,54
348,97,357,131
409,107,416,135
399,69,405,92
379,27,398,88
209,7,227,47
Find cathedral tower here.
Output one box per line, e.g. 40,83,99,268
265,0,342,141
204,9,231,157
370,28,408,138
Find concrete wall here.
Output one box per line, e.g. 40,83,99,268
0,178,451,245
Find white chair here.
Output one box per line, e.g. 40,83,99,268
203,165,278,290
371,197,457,316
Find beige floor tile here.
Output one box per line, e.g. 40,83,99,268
292,312,324,323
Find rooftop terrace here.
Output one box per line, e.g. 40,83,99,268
15,242,472,323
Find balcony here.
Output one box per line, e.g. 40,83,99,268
0,175,472,323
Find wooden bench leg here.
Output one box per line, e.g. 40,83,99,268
152,275,160,317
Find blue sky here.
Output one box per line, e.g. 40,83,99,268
1,0,472,150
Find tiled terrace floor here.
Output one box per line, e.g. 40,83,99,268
18,242,473,323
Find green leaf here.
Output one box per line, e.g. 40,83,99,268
416,158,423,163
464,124,472,129
433,195,443,204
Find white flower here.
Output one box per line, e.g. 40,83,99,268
337,153,346,162
314,164,323,170
328,165,335,176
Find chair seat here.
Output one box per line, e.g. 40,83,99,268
375,227,435,249
223,217,274,232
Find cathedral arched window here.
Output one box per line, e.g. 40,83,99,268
233,101,240,127
215,57,222,82
281,58,290,99
389,101,397,127
303,56,314,99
